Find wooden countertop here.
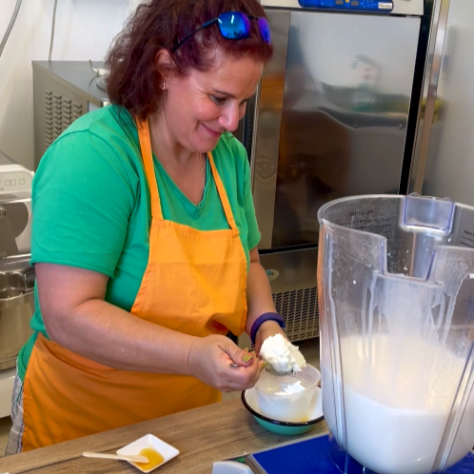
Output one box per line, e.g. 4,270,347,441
0,398,328,474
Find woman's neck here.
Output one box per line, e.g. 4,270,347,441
148,110,195,165
146,110,206,206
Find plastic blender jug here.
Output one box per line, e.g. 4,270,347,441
317,194,474,474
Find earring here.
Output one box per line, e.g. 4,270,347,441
160,83,167,91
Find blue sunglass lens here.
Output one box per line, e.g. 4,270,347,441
218,12,251,39
257,17,271,44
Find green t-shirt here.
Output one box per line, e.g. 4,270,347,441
18,105,260,381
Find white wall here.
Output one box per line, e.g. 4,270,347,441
423,0,474,206
0,0,138,170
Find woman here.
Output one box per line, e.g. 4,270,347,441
6,0,288,455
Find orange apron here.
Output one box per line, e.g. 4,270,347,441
21,118,248,451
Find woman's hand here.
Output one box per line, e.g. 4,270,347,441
187,334,264,392
254,320,288,357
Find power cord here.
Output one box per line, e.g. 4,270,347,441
0,0,24,58
48,0,59,61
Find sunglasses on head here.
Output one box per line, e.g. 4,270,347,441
173,11,271,52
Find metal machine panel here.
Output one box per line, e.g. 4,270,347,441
260,0,424,15
409,0,474,208
251,10,421,250
32,61,107,169
237,247,319,348
261,248,319,342
250,10,291,249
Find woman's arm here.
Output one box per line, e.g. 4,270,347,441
37,263,260,391
245,247,287,354
38,263,194,374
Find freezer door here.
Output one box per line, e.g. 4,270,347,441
250,9,292,250
411,0,474,209
252,10,420,249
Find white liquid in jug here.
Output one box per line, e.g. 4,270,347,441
324,334,474,474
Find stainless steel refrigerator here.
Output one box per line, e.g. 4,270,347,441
237,0,428,347
409,0,474,213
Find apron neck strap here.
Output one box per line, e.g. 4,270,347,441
207,152,238,232
136,117,238,232
136,118,162,220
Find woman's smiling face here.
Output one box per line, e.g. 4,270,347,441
160,52,264,153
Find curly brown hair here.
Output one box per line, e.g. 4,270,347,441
106,0,273,120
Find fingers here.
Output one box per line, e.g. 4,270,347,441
220,341,268,390
219,356,261,391
226,345,255,368
193,335,266,392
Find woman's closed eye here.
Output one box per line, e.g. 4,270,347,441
211,95,227,105
211,95,249,107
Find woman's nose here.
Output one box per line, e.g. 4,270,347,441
218,104,240,133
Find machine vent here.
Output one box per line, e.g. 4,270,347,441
44,90,83,149
273,286,319,342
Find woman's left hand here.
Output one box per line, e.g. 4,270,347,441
254,320,288,357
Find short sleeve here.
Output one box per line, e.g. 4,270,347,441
31,131,136,278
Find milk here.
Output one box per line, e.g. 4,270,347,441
323,334,474,474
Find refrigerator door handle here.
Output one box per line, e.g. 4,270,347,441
411,0,451,194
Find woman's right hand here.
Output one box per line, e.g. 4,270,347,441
187,334,263,392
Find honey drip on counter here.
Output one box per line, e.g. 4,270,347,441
134,446,165,470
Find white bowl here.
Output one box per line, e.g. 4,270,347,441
255,364,321,423
116,434,179,473
242,385,323,435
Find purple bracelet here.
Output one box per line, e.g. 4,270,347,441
250,312,286,345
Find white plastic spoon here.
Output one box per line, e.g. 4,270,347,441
83,451,149,463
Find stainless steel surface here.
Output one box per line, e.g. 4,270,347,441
238,247,319,348
243,7,425,344
410,0,450,194
33,61,107,106
261,0,309,8
260,0,424,15
0,163,35,369
409,0,474,207
235,90,259,160
89,60,110,92
0,195,29,257
0,150,15,166
251,10,291,249
261,248,319,341
407,0,439,194
250,10,420,249
32,61,109,168
391,0,424,16
0,259,34,371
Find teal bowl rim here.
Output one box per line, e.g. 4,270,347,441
241,390,324,427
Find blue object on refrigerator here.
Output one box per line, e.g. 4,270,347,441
297,0,394,13
250,434,474,474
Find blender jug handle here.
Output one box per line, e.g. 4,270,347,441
401,194,455,236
